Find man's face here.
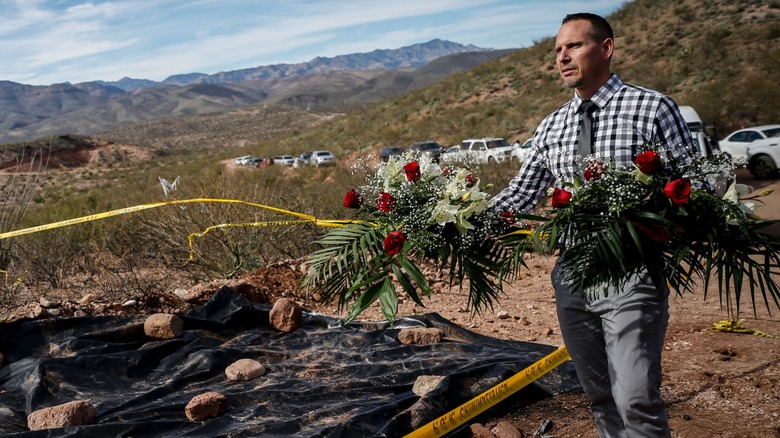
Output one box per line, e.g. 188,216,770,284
555,19,611,95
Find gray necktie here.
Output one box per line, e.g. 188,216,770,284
578,100,597,160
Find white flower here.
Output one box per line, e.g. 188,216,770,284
432,169,490,234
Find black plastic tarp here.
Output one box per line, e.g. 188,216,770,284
0,287,579,437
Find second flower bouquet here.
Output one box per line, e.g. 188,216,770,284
300,152,522,323
517,146,780,315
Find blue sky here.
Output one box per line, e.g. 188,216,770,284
0,0,627,86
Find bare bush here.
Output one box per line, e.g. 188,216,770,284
0,147,49,316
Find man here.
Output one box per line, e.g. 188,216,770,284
491,13,696,438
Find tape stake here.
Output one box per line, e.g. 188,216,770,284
404,345,570,438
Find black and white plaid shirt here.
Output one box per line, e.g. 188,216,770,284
492,74,696,214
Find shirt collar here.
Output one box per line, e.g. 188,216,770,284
572,73,622,113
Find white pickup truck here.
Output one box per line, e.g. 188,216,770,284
679,106,719,157
445,137,515,164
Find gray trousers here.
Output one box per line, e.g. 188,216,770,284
552,257,671,438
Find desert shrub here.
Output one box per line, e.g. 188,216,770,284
0,148,49,313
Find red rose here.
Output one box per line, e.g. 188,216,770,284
583,160,605,181
499,211,515,225
441,166,451,177
551,187,573,208
383,231,407,255
664,178,691,204
465,174,476,187
635,151,662,175
403,161,421,182
343,189,362,209
377,192,396,212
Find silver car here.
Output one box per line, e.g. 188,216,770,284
274,155,296,166
311,150,337,166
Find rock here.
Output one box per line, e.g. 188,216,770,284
412,375,445,396
39,297,52,308
268,298,302,333
185,391,228,421
30,304,44,318
518,316,531,326
27,400,97,431
78,293,97,304
491,420,523,438
225,359,266,381
144,313,183,339
497,310,510,319
121,299,137,307
46,308,61,316
397,328,446,345
469,423,494,438
543,327,554,336
173,288,191,300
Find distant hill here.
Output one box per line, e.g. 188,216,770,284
106,39,491,90
0,40,508,146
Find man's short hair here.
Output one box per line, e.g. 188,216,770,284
562,13,614,42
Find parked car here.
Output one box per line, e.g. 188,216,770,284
234,155,253,165
379,146,405,162
451,138,515,164
719,124,780,164
409,141,445,161
298,151,313,163
746,136,780,179
513,138,534,162
244,157,262,166
274,155,296,166
440,145,461,162
311,150,337,166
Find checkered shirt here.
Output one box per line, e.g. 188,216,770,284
491,74,697,214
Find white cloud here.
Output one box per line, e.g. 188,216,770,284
0,0,627,85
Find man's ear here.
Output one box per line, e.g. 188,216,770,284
602,38,614,61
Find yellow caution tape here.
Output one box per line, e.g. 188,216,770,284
711,319,777,338
184,219,355,262
0,198,354,241
0,197,364,268
404,345,570,438
0,269,25,287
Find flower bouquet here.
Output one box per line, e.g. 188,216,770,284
514,145,780,315
301,152,519,323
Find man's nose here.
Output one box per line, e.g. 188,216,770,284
557,48,569,63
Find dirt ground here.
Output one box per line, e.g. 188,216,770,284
5,169,780,437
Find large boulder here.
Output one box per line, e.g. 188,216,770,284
397,327,445,345
143,313,183,339
185,392,228,421
225,359,266,381
27,400,97,431
268,298,302,333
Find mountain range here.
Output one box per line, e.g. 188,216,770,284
0,39,511,146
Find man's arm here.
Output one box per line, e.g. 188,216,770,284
490,148,552,214
655,97,697,161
